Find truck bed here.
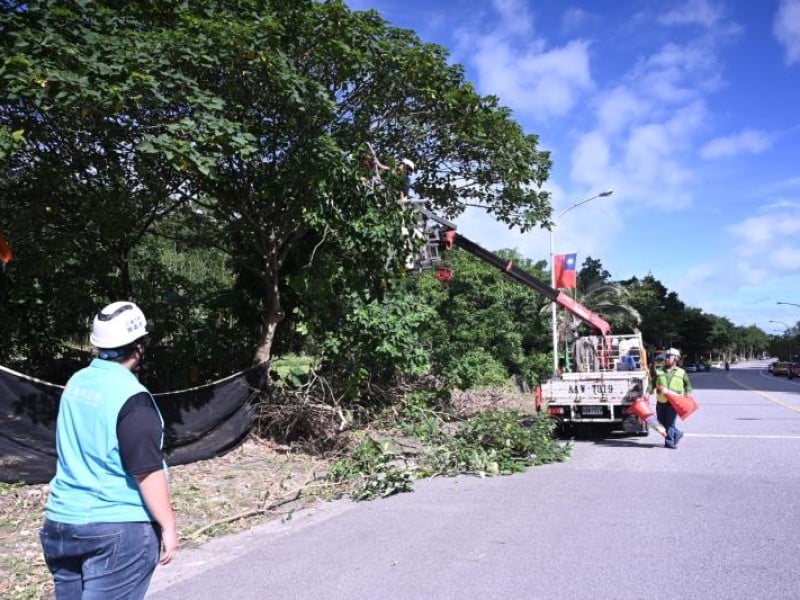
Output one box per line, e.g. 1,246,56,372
542,367,650,431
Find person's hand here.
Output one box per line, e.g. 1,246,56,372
159,526,179,565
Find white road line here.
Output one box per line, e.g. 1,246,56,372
686,433,800,440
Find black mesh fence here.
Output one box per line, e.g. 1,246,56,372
0,363,265,484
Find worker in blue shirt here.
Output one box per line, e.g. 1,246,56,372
40,301,177,599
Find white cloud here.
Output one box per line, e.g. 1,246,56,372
625,125,677,182
456,3,594,119
700,129,773,159
570,132,611,186
665,99,707,138
727,205,800,284
774,0,800,65
562,7,594,32
470,35,593,118
491,0,533,36
675,203,800,321
596,86,648,134
771,245,800,270
632,42,724,104
551,201,623,266
768,176,800,191
729,210,800,249
613,102,700,207
659,0,724,27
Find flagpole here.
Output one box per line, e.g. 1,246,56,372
549,190,613,379
550,233,558,378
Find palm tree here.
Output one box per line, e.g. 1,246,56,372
541,281,642,345
578,281,641,333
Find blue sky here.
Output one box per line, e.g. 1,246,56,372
346,0,800,334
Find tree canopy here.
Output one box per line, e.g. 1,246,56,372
0,0,552,389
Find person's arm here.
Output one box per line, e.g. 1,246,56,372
684,371,693,395
136,470,178,565
118,393,178,565
366,142,389,171
648,368,658,394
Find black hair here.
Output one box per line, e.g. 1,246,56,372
97,336,149,362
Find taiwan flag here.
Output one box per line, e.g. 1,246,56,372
554,253,577,289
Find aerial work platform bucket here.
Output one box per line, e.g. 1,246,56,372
626,397,666,438
658,387,699,421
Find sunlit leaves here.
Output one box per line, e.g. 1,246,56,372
0,0,554,394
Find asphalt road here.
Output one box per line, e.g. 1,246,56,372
147,360,800,600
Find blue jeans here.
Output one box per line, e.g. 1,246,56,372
656,401,681,447
39,519,160,600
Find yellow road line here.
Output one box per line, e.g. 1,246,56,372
729,374,800,414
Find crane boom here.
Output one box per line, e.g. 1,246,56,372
446,231,611,337
418,207,612,337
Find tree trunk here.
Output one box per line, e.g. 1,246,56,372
253,267,284,366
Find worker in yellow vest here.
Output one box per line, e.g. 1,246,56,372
649,347,692,449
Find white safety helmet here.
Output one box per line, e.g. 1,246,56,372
90,301,149,349
401,158,415,170
665,348,681,359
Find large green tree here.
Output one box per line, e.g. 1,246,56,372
0,0,552,390
623,274,683,349
576,255,611,293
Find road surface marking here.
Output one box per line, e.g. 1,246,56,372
728,374,800,414
686,433,800,439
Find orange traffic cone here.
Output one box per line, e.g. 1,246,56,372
658,386,699,420
626,397,667,438
626,396,654,420
0,234,12,266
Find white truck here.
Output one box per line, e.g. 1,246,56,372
541,332,651,436
417,207,651,436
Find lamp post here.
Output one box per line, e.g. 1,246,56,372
769,320,792,360
775,304,799,360
666,331,679,348
550,190,614,377
777,301,800,310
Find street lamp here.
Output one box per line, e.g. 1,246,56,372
550,190,614,377
777,301,800,310
775,304,799,355
769,320,792,360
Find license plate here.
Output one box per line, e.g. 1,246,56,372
581,406,604,416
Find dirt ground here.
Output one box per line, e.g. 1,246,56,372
0,437,332,600
0,389,535,600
